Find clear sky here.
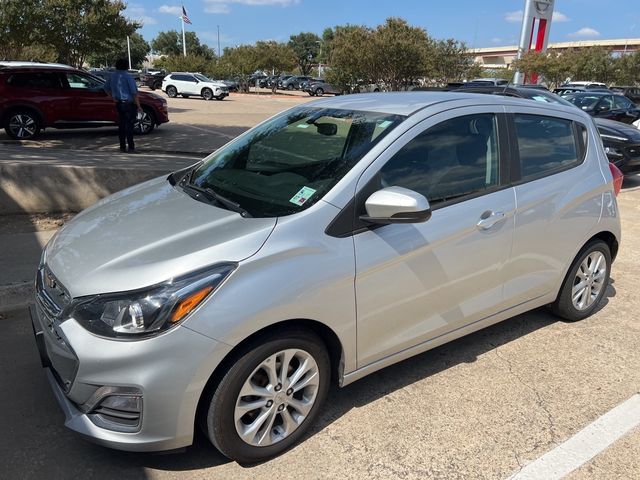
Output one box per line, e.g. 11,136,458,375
125,0,640,52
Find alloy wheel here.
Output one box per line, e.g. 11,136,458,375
571,251,607,310
134,110,154,134
8,113,38,139
234,348,320,447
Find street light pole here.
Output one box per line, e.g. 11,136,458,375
217,25,221,58
127,36,132,70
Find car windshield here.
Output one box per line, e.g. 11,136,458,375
564,94,602,109
188,106,405,217
194,73,211,82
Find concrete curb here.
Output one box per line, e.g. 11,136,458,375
0,282,33,313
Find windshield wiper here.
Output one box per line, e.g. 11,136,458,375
182,182,253,218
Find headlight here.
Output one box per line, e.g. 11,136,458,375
70,263,236,339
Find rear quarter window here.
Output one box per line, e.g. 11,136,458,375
6,72,62,89
514,114,585,181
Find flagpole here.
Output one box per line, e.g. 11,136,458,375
181,16,186,57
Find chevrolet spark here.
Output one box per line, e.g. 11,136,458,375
32,93,621,463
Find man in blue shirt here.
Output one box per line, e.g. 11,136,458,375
104,58,141,153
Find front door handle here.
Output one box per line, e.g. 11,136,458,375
477,211,506,230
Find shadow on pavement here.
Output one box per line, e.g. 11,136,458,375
1,280,614,477
0,122,248,156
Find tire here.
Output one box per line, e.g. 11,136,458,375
133,106,155,135
315,88,324,97
373,88,380,93
202,88,213,101
153,81,162,90
181,94,190,98
550,240,611,321
203,330,330,463
287,84,294,90
215,95,225,101
308,91,315,96
4,109,41,140
166,86,177,98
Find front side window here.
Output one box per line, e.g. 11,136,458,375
189,107,404,217
194,73,210,82
514,114,580,180
613,95,633,109
65,73,103,89
379,114,500,204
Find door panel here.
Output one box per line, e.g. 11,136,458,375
503,109,604,305
63,73,115,122
353,108,515,368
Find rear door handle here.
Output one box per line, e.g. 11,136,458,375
477,211,506,230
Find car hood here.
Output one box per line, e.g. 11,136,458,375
203,81,227,88
595,118,640,141
45,176,277,298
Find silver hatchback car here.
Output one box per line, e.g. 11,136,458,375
32,93,621,463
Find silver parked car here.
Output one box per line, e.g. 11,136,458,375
32,92,621,463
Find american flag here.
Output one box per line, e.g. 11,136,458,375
181,5,192,24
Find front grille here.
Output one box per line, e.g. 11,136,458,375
626,146,640,158
36,266,71,318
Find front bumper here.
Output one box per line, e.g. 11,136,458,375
605,141,640,173
31,298,232,452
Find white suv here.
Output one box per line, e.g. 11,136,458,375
162,72,229,101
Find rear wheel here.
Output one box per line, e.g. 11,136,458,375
202,88,213,101
551,240,611,321
4,109,41,140
133,106,155,135
166,86,177,98
202,330,330,463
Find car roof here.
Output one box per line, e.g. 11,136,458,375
0,61,73,69
305,91,581,117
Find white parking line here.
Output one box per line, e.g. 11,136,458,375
508,394,640,479
181,123,237,139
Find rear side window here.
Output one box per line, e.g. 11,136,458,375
7,72,62,89
514,114,581,180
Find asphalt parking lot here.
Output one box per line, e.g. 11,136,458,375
0,93,639,479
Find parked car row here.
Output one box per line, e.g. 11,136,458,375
0,61,169,140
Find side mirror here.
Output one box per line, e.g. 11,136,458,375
597,104,610,112
360,186,431,224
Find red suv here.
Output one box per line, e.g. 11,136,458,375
0,62,169,140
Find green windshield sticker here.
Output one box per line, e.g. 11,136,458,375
289,186,317,206
378,120,392,128
297,123,311,129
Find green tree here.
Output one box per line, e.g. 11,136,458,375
154,54,215,77
288,32,321,75
325,25,375,91
88,32,150,69
40,0,137,67
431,39,477,84
373,18,432,91
152,30,216,59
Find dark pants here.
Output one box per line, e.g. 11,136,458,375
116,102,137,151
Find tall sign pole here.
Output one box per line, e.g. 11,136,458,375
513,0,555,84
127,36,132,69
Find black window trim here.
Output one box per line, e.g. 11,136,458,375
326,111,512,238
507,113,588,187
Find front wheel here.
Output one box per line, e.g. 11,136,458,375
4,109,41,139
551,240,611,321
202,330,330,463
315,88,324,97
202,88,213,101
133,107,155,135
166,86,177,98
